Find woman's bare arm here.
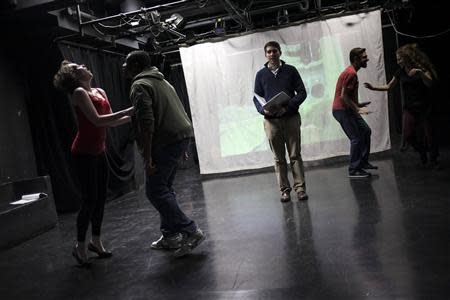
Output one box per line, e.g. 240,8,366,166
72,88,133,127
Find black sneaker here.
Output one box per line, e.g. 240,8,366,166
361,162,378,170
280,191,291,202
348,169,371,178
297,191,309,201
429,160,441,170
151,233,183,250
173,229,206,258
399,143,409,152
420,152,428,165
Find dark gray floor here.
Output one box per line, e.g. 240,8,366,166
1,150,449,300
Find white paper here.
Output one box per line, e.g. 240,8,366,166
21,193,42,200
254,93,266,106
10,193,47,205
263,91,291,110
10,199,35,205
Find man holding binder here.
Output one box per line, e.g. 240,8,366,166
253,41,308,202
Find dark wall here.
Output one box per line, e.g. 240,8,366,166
381,25,403,146
393,0,450,146
0,46,38,183
0,13,137,212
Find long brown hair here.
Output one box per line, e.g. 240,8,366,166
396,44,438,80
53,60,80,94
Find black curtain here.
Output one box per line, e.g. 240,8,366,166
17,36,81,213
0,15,76,211
167,64,199,167
17,30,136,212
393,2,450,147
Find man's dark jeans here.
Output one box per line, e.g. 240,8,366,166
145,138,197,237
333,109,371,172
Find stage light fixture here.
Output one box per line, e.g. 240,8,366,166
150,10,161,24
214,18,226,36
299,0,310,12
144,38,161,54
277,9,289,25
165,13,185,29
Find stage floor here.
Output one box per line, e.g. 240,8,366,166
1,150,449,299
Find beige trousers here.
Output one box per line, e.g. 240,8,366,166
264,113,306,193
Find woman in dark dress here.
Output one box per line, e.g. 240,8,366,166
364,44,439,167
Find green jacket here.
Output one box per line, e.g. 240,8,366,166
130,67,193,154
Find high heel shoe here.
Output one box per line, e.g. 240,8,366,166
88,242,113,258
72,245,91,267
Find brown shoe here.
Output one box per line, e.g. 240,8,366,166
297,191,309,201
280,191,291,202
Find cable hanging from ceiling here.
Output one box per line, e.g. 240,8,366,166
385,9,450,39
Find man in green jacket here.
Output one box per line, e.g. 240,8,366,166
123,50,205,257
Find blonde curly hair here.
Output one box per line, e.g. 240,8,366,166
396,44,438,80
53,60,80,94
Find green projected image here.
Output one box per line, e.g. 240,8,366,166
219,106,266,157
219,36,348,158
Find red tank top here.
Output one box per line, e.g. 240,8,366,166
332,66,359,110
71,89,111,155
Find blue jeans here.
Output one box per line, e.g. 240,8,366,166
333,109,371,172
145,138,197,237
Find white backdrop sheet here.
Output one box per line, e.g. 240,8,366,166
180,10,390,174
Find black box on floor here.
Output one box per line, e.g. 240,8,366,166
0,175,57,250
